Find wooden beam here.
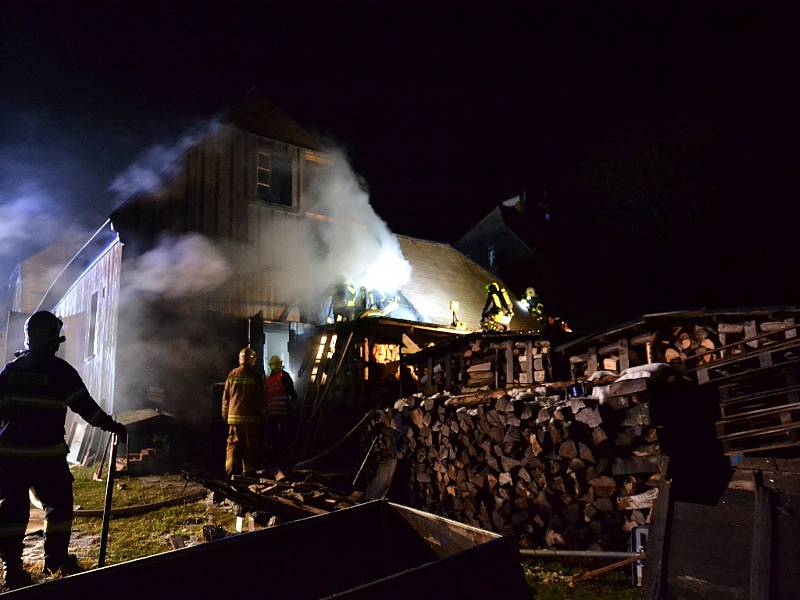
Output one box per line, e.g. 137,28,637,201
505,342,514,388
750,470,773,600
525,341,534,386
619,338,630,371
645,457,671,600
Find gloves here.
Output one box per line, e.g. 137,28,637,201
110,421,127,443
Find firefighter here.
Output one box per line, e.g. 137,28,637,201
221,347,264,479
0,311,127,589
264,355,297,456
480,282,514,332
331,282,358,322
521,287,545,334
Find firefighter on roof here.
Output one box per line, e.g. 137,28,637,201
331,282,358,322
521,287,545,334
221,347,264,478
480,282,514,332
0,311,126,589
264,355,297,457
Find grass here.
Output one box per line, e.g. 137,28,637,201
67,467,238,566
522,559,645,600
36,468,643,599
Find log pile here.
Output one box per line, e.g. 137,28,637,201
565,312,798,382
369,384,666,551
415,335,551,396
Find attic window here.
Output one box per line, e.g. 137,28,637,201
257,146,293,207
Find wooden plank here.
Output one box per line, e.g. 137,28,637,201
645,459,671,600
619,338,630,371
607,377,649,398
525,341,533,386
587,347,599,376
750,470,772,600
717,419,800,442
505,342,514,388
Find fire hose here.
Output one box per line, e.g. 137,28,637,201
97,434,119,568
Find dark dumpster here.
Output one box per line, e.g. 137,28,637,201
8,500,530,600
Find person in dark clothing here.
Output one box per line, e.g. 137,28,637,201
264,355,297,456
0,311,126,590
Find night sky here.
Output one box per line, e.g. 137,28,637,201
2,1,799,331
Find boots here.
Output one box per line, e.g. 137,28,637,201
2,562,33,591
44,553,84,577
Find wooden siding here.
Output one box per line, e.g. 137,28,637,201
111,124,319,323
53,240,122,414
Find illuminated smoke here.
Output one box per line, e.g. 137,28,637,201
123,233,230,299
250,148,412,317
109,120,219,203
0,193,63,259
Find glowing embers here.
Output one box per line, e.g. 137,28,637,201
372,343,400,364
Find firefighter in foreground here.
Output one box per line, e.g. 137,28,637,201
221,347,264,478
0,311,127,590
481,281,515,332
264,355,297,457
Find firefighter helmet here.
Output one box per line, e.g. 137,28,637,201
268,355,283,371
525,287,537,298
239,347,257,367
24,311,65,353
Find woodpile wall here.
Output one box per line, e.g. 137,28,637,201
369,378,669,551
407,333,552,397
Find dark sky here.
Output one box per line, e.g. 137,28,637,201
2,1,799,329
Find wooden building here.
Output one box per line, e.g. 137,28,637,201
6,98,537,463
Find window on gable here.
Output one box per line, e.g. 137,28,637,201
257,145,293,207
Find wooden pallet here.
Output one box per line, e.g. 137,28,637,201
694,337,800,384
717,407,800,456
719,383,800,418
717,402,800,437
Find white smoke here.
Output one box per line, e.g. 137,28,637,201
250,148,412,317
308,150,412,294
0,188,65,259
108,121,219,203
123,233,230,299
115,232,233,419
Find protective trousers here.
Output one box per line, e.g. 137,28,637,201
0,457,73,572
225,424,261,478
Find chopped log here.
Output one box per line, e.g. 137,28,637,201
616,488,659,510
559,440,578,459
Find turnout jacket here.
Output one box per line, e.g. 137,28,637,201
221,365,264,425
0,352,115,459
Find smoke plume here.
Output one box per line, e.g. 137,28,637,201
110,124,413,418
248,148,412,318
109,121,219,203
114,232,233,420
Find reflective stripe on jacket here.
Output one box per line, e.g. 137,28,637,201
0,353,114,457
221,366,263,425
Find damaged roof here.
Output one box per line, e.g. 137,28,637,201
224,97,323,151
396,235,538,332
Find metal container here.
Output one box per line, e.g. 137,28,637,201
7,500,530,600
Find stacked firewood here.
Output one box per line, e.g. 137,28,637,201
662,323,721,366
369,386,663,550
419,337,551,395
